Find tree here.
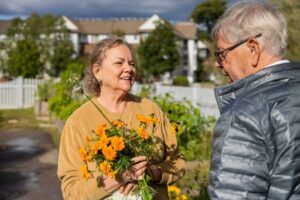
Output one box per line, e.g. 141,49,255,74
271,0,300,61
7,39,43,78
47,39,74,77
4,13,74,77
111,29,126,38
137,21,179,81
190,0,226,35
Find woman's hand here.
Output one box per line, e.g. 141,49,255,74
101,156,148,192
120,156,148,183
119,182,137,195
116,156,147,195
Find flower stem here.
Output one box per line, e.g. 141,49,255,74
83,93,112,126
138,175,153,200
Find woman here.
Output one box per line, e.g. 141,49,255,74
57,36,185,200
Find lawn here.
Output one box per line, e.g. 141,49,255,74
0,108,61,147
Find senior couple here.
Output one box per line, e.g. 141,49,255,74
57,1,300,199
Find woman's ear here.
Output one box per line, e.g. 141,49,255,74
247,38,260,67
92,63,101,79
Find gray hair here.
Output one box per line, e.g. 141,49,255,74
83,36,137,96
212,1,287,57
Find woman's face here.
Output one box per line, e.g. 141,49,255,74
94,44,136,94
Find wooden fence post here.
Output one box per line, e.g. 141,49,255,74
16,76,23,108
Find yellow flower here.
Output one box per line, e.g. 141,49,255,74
110,136,125,151
95,124,108,137
79,147,91,162
81,165,91,180
102,145,117,161
170,123,179,135
137,127,148,140
168,185,181,195
181,194,188,200
112,120,125,129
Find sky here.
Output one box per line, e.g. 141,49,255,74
0,0,209,22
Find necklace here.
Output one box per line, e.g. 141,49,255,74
108,101,128,121
92,96,136,126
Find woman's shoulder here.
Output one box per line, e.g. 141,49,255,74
65,100,95,123
128,93,158,107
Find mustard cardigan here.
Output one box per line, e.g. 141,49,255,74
57,94,185,200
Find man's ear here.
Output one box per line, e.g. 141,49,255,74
247,38,260,67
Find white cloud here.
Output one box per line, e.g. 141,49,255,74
0,0,203,21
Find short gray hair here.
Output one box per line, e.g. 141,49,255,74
212,1,287,57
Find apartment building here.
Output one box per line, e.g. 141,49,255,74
0,14,208,83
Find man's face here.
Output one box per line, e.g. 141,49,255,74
215,37,251,82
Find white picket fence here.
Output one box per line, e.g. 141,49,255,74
0,77,220,118
0,76,44,109
132,83,220,118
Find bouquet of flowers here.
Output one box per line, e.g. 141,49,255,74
79,113,159,200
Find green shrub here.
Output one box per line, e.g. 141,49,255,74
138,85,152,98
153,93,215,161
173,76,189,86
176,161,210,200
153,93,214,200
37,79,55,101
48,61,84,121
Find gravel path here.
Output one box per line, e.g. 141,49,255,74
0,128,63,200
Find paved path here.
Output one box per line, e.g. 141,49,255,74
0,128,63,200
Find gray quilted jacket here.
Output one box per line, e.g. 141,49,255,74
209,62,300,200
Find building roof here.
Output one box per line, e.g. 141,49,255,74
174,22,198,40
69,18,146,34
0,16,199,40
0,20,11,34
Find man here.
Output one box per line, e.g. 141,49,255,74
209,1,300,200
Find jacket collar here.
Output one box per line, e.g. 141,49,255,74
214,62,300,114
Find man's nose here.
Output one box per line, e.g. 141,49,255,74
215,61,223,68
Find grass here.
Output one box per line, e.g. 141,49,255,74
0,108,61,148
0,108,38,129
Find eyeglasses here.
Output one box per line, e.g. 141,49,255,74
214,33,262,63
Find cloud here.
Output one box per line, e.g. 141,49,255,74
0,0,203,21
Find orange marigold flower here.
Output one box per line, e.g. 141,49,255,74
99,161,112,175
151,118,160,125
136,114,159,125
107,171,116,179
102,146,117,161
90,143,97,155
81,165,91,180
112,120,125,129
136,114,148,123
137,127,148,140
98,135,110,150
110,136,125,151
79,147,91,162
95,124,108,137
